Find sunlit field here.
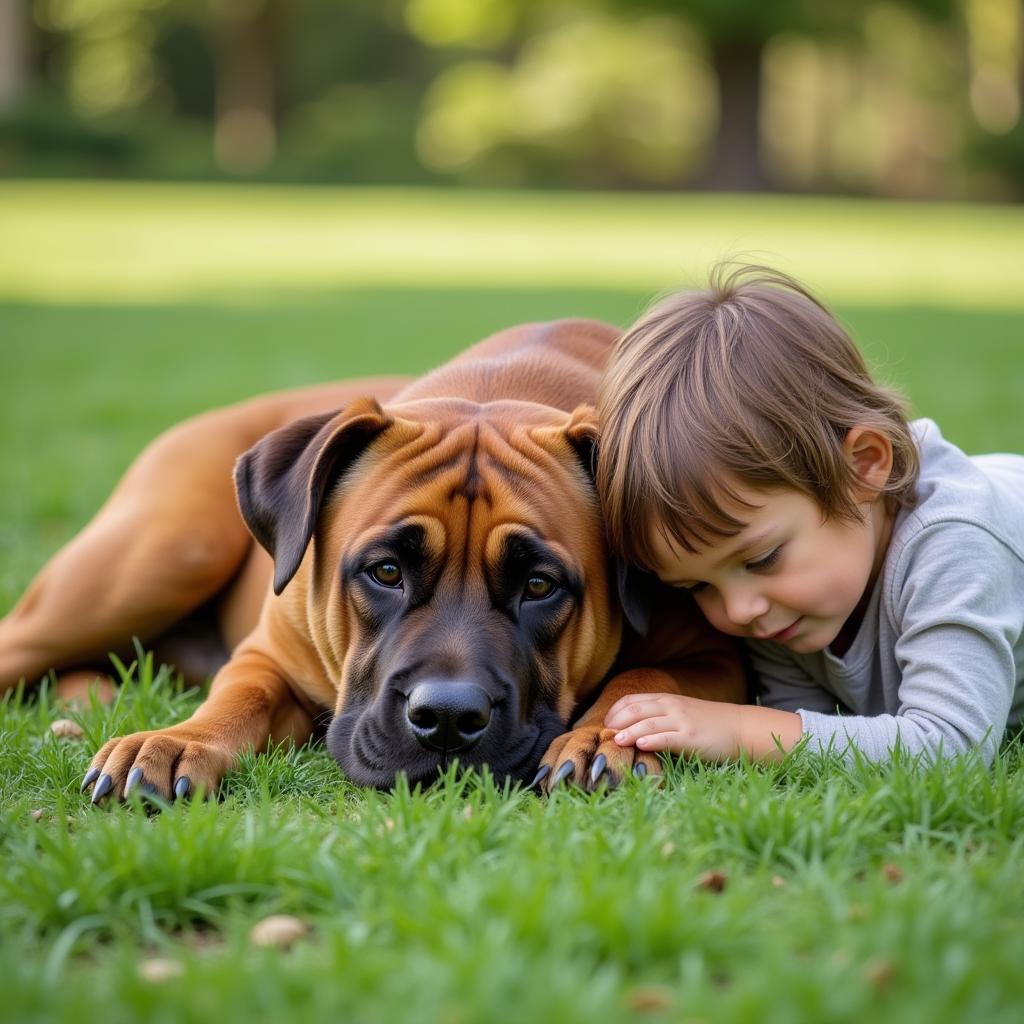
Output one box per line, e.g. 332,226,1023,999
1,182,1023,1024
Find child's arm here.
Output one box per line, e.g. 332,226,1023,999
605,693,802,761
609,524,1023,766
794,524,1022,765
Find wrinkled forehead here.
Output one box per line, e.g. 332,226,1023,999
328,403,599,566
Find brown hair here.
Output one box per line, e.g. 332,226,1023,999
597,262,919,569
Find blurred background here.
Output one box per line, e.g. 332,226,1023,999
1,0,1022,610
1,0,1022,196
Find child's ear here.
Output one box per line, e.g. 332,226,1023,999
843,427,894,498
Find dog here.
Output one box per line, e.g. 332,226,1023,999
0,319,745,799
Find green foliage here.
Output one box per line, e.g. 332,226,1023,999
3,0,1012,195
416,12,716,186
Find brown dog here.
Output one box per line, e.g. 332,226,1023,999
0,319,744,799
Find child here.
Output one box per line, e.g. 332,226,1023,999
597,263,1024,765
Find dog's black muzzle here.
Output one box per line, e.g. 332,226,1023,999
325,678,564,790
405,680,493,753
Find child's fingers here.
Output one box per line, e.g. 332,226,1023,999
604,696,670,728
612,715,676,746
634,732,684,753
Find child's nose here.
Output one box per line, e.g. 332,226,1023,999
722,585,770,626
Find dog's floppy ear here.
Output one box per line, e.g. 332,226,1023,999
530,404,599,480
616,560,659,637
235,397,392,595
558,406,653,635
562,404,599,481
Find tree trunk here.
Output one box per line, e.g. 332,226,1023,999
705,36,768,192
213,0,281,175
0,0,29,112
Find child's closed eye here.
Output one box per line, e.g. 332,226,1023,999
746,547,782,572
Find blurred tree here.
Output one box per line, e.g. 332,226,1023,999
0,0,30,112
32,0,171,117
280,0,439,184
3,0,1011,197
606,0,959,191
407,0,717,187
208,0,283,174
962,0,1024,196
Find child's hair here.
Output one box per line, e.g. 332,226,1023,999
597,262,920,570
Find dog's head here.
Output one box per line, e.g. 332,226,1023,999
234,395,622,788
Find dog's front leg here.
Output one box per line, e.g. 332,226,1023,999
81,645,314,804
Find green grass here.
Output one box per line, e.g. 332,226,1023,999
2,182,1024,308
2,182,1023,1022
3,664,1024,1024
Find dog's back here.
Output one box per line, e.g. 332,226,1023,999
397,318,620,413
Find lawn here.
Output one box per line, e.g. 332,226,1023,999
1,182,1023,1023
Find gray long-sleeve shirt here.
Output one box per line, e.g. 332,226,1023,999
746,419,1024,765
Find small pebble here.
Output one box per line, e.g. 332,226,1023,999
249,915,309,949
695,870,728,893
50,719,84,740
138,958,184,982
881,862,904,884
625,985,674,1012
864,957,896,990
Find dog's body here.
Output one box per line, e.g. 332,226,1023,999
0,320,744,797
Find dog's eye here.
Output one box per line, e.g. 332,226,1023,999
523,574,557,601
368,561,403,588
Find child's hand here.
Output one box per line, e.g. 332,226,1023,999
603,693,745,762
603,694,803,762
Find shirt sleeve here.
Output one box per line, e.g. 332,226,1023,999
745,640,848,715
798,522,1024,766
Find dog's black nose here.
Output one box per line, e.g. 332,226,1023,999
406,681,493,753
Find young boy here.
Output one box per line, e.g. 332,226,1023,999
597,263,1024,765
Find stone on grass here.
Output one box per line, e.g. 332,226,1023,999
50,719,84,740
695,870,728,893
249,915,309,949
625,986,674,1012
139,958,184,982
881,862,904,884
864,957,896,990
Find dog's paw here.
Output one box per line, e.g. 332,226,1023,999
80,726,232,805
532,725,661,794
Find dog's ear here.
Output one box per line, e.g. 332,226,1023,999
235,397,392,595
616,560,659,637
562,404,599,482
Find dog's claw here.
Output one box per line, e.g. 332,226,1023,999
633,762,648,779
553,760,575,786
91,774,113,803
80,767,100,792
124,766,143,796
589,753,607,786
529,764,551,790
174,776,191,800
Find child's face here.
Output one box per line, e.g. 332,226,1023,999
646,485,893,655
